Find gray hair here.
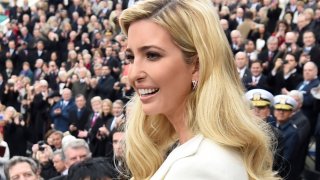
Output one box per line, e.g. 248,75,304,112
4,156,40,179
288,90,304,104
62,139,91,161
52,149,64,160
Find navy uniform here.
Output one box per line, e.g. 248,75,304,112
273,95,302,180
246,89,287,178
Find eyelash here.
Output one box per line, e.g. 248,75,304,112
125,51,161,63
146,52,161,61
125,53,134,63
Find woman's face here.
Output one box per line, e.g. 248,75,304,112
126,20,196,116
102,102,111,114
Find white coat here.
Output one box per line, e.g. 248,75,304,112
151,134,249,180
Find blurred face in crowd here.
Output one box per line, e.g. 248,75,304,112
250,62,263,77
283,54,297,71
102,101,112,115
37,42,44,51
274,109,293,124
101,66,111,76
75,96,86,109
245,40,255,52
62,89,72,101
5,60,13,69
8,41,15,49
49,133,62,149
253,106,270,121
49,62,57,71
220,19,229,30
8,162,40,180
303,62,318,81
91,100,102,113
52,154,66,173
267,40,278,52
297,15,307,29
106,47,113,57
285,32,296,44
64,147,89,169
303,32,316,47
113,132,124,158
112,102,123,117
235,52,247,69
236,8,244,18
231,30,241,45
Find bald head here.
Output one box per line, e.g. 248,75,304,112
285,32,297,43
303,61,318,81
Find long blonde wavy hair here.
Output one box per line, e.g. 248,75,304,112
119,0,279,179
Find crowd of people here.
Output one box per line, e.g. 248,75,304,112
0,0,318,179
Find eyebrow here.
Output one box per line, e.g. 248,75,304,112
126,45,166,53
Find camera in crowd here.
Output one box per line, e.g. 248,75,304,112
38,141,46,151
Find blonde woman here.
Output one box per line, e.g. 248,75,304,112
119,0,278,179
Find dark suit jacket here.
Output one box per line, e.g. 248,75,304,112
258,49,278,75
29,50,50,64
50,100,75,132
296,78,320,122
240,68,251,83
268,69,302,95
297,45,320,76
68,5,85,17
68,107,92,137
97,75,115,100
243,74,270,91
1,69,18,83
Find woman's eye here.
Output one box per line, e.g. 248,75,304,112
125,53,134,63
146,52,161,61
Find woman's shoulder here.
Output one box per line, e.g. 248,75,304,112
199,138,244,167
161,135,248,179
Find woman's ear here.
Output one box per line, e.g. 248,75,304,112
192,56,199,81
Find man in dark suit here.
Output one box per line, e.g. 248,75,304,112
296,61,320,129
298,31,320,75
268,53,303,95
244,61,270,91
230,30,245,55
29,80,50,143
3,40,19,72
96,66,115,100
50,88,75,132
1,59,18,83
228,7,244,31
67,0,85,18
288,90,311,177
235,51,251,85
68,94,92,138
258,36,279,75
30,41,50,65
272,95,301,180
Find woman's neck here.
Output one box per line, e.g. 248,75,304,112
165,107,193,144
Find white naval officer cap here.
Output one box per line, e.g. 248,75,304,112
245,89,274,107
273,95,297,111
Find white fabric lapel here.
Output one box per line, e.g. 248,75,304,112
151,134,204,180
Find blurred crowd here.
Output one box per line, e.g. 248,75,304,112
0,0,319,179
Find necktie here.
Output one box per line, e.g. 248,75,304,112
77,110,81,119
298,81,308,91
91,114,98,128
268,52,273,61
